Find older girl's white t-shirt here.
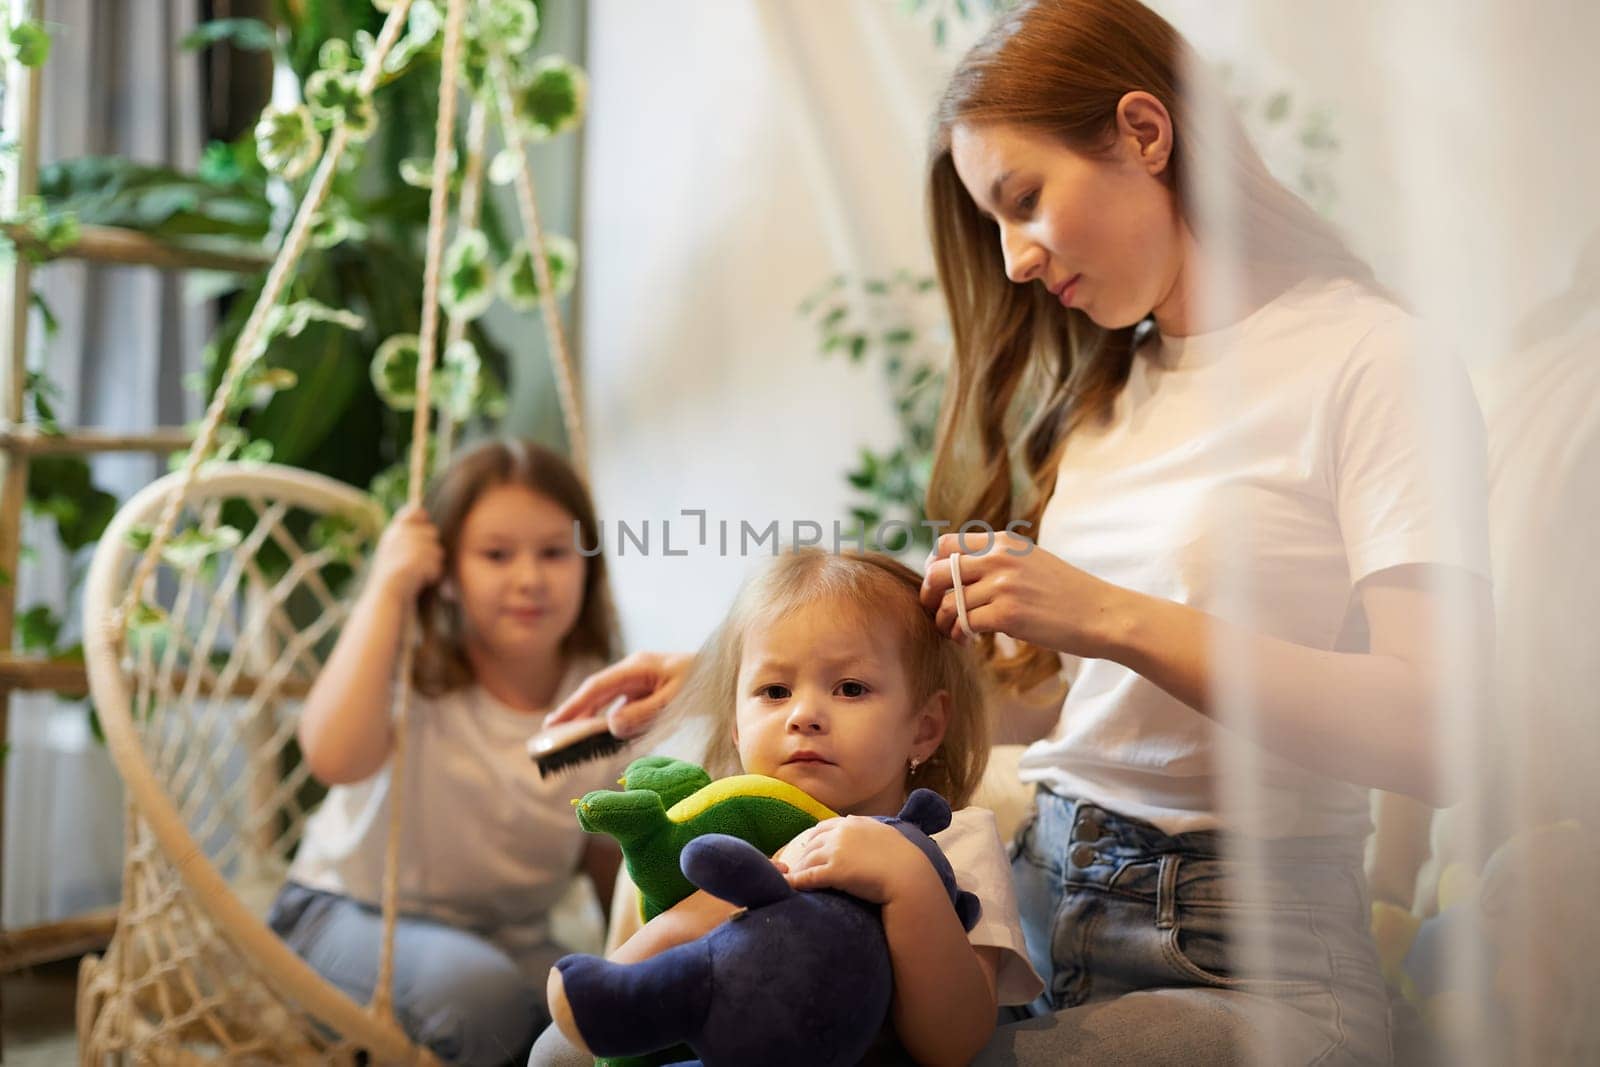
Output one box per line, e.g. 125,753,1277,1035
288,655,631,966
1021,276,1491,839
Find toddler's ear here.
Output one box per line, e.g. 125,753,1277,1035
914,690,951,752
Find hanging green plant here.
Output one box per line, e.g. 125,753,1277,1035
160,526,243,571
442,229,496,320
397,149,458,189
437,339,484,422
513,56,588,141
254,105,323,181
266,299,366,341
310,512,374,568
5,18,52,68
304,69,378,142
308,201,369,248
487,147,522,187
474,0,540,57
371,333,423,411
499,233,576,310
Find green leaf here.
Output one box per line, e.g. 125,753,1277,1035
371,333,422,410
181,18,277,54
442,230,495,321
474,0,539,55
30,290,58,338
436,340,483,421
9,21,52,67
487,148,522,186
255,105,323,181
498,234,577,311
310,512,373,567
126,601,169,637
17,604,61,653
265,298,365,342
512,56,589,141
160,526,242,571
246,318,366,466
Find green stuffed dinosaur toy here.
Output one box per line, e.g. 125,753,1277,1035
573,755,837,922
570,756,839,1067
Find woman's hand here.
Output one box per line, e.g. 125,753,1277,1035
779,816,942,906
920,530,1125,658
542,650,695,739
368,503,444,605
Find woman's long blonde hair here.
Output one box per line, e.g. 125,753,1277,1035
650,549,991,809
925,0,1383,692
412,438,618,695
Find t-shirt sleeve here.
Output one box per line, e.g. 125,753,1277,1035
934,806,1045,1007
1330,315,1492,586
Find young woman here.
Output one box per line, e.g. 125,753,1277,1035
549,1,1491,1061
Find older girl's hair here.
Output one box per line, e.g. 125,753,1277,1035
411,438,617,695
925,0,1383,692
653,548,990,808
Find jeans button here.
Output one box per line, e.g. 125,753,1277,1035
1069,843,1096,868
1077,813,1103,840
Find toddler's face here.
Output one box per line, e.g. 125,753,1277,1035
733,600,945,817
452,484,586,663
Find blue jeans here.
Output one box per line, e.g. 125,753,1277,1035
975,789,1392,1065
268,882,550,1067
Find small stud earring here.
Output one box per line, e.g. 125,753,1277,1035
908,756,922,775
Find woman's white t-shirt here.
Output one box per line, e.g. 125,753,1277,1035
1021,276,1491,839
289,655,632,965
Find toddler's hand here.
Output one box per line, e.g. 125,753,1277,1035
369,504,444,604
780,816,938,905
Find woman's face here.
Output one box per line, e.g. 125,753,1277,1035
948,97,1185,330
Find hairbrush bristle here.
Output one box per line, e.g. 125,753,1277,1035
534,730,627,778
529,716,630,778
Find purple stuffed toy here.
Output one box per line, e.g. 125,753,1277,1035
548,788,981,1067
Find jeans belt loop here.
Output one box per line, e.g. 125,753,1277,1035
1156,853,1179,930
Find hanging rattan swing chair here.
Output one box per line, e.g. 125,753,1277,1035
76,1,588,1060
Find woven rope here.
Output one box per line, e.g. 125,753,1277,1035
371,0,471,1019
80,471,429,1063
490,57,590,479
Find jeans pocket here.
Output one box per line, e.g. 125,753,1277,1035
1156,853,1333,994
1011,796,1056,875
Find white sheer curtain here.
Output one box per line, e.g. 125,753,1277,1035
3,0,207,928
585,1,1599,1061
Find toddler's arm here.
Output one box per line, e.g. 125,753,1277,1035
605,888,739,964
783,816,1001,1065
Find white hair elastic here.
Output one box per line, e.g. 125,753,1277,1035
949,552,976,640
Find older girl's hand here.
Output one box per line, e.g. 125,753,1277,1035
542,650,694,739
368,503,444,604
919,530,1124,658
780,816,941,906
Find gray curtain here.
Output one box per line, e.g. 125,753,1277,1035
3,0,207,928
